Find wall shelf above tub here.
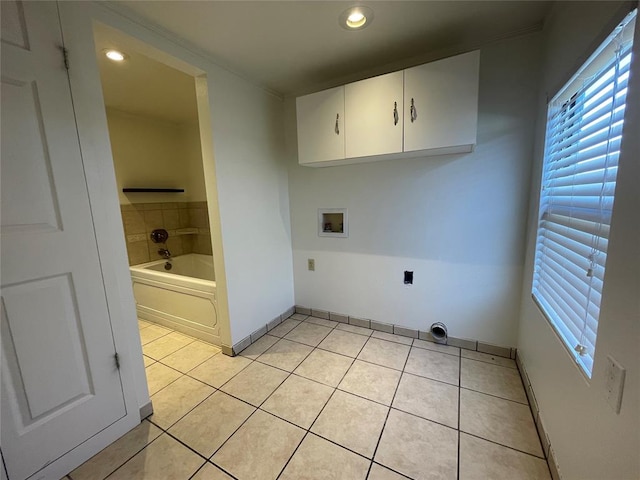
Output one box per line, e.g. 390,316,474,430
122,188,185,193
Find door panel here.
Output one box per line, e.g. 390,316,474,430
345,71,403,158
1,2,127,479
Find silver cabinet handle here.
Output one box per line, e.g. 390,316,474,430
410,98,417,123
335,113,340,135
393,102,399,125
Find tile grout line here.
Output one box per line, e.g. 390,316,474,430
368,338,411,471
460,431,548,461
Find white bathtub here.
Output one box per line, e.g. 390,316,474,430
130,254,219,345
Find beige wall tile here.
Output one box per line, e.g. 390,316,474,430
144,209,164,232
163,208,180,229
121,209,146,235
127,239,150,266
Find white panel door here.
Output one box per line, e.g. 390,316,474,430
345,71,403,158
1,2,127,479
404,51,480,152
296,86,345,165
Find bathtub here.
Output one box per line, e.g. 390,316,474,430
130,254,219,345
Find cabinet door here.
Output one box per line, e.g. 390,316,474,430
297,86,344,164
345,71,403,158
404,50,480,153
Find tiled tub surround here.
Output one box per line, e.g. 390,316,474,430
121,201,212,265
70,315,551,480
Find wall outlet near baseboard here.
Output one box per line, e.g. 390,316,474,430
308,258,315,271
605,355,625,414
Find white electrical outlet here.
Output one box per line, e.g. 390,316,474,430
605,355,625,414
308,258,315,271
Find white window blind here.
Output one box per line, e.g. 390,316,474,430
532,10,636,377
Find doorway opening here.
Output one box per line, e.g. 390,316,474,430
92,23,230,377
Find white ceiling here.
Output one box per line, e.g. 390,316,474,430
96,1,552,123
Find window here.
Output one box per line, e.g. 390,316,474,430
532,10,636,377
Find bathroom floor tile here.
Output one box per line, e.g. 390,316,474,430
211,410,305,480
372,331,413,346
268,319,301,338
412,339,460,356
375,409,458,480
145,362,182,396
336,323,374,336
257,338,313,372
138,319,152,330
142,331,195,360
368,463,409,480
70,420,162,480
149,375,214,429
160,340,221,373
142,355,156,368
460,358,526,403
289,313,309,321
168,391,255,458
392,373,459,428
459,433,551,480
461,349,516,368
311,390,388,458
338,360,401,406
284,321,333,347
191,463,234,480
279,433,370,480
188,352,252,388
262,374,334,429
357,338,410,370
107,434,204,480
220,361,288,406
404,347,460,386
305,316,338,328
139,324,173,345
318,329,368,357
293,348,353,387
240,334,279,360
460,388,543,457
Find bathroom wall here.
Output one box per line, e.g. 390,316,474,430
517,2,640,479
106,108,207,205
106,108,213,265
286,32,542,348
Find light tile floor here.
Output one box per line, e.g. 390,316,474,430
69,315,551,480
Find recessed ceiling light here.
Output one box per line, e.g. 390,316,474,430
104,49,127,62
339,6,374,30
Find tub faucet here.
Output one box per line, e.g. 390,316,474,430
158,248,171,259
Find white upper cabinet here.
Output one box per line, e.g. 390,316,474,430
296,50,480,167
296,86,345,164
345,71,404,159
404,50,480,153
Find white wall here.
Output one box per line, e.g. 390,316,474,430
207,65,295,344
517,2,640,479
106,108,207,204
286,33,541,347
